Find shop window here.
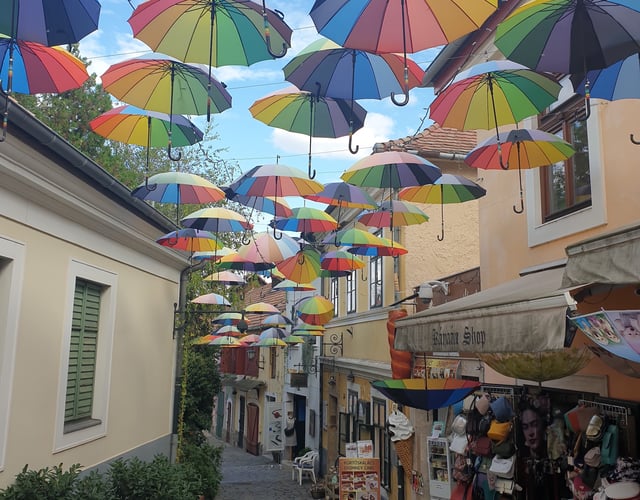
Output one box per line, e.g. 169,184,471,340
269,347,277,379
330,277,339,316
346,272,356,314
372,398,391,488
369,254,383,308
539,96,591,222
338,412,350,456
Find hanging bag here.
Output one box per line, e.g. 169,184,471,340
600,424,619,465
488,420,512,443
489,455,516,479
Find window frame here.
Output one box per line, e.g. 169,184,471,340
55,260,117,452
369,254,383,309
330,277,339,317
346,271,356,314
372,397,391,488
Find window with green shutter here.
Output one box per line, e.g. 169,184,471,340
65,279,101,423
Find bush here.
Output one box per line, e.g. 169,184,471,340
180,441,223,500
0,463,81,500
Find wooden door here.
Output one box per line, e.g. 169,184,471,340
246,402,260,456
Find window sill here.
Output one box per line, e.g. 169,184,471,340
64,418,102,434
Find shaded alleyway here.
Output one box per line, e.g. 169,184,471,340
210,435,315,500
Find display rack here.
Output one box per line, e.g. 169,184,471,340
426,437,452,499
578,399,630,427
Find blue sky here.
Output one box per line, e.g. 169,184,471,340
79,0,442,229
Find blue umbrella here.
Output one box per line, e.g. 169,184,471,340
571,53,640,102
370,378,481,411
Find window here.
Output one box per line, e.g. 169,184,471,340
330,277,339,316
65,279,101,424
373,398,391,488
269,347,277,379
346,272,356,313
539,96,591,221
369,254,383,308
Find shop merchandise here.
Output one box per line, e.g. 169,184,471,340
388,408,415,486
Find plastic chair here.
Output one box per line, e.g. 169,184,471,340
291,450,315,480
296,450,318,485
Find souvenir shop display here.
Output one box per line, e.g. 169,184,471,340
427,436,452,498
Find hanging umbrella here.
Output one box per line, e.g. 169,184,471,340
0,38,89,140
128,0,292,68
370,378,481,411
321,249,365,273
215,253,274,272
101,56,232,159
479,347,593,383
249,87,367,178
1,0,100,47
273,280,316,292
399,173,486,240
495,0,640,118
259,327,287,340
326,227,384,248
254,337,287,348
193,333,219,345
304,181,377,209
296,296,334,326
428,60,562,166
245,302,279,314
358,200,429,228
262,313,293,327
239,333,261,344
310,0,497,105
276,247,322,283
347,238,408,258
156,228,221,253
283,335,305,345
465,129,575,213
209,335,241,347
224,189,293,218
292,322,325,336
192,247,235,262
212,312,243,325
181,207,253,233
283,37,424,150
191,292,231,306
272,206,339,234
203,270,246,285
237,231,300,265
215,325,242,337
341,151,442,190
90,105,204,180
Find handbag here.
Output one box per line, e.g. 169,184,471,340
453,454,474,484
451,433,469,455
478,415,492,436
284,426,295,437
470,436,493,457
492,439,515,458
565,405,599,433
488,420,512,443
489,455,516,479
494,478,515,495
600,424,619,465
490,397,513,423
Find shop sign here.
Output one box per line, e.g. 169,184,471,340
412,357,460,379
264,401,284,452
338,457,381,500
570,309,640,362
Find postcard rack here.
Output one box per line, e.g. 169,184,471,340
578,399,629,427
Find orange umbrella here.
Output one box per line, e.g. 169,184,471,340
296,296,334,326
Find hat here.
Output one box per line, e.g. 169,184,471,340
584,447,601,467
586,414,605,441
605,482,640,500
475,394,490,415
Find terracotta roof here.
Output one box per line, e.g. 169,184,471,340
378,123,477,157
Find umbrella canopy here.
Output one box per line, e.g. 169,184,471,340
465,128,575,213
101,56,232,157
296,295,334,326
309,0,497,105
203,270,246,285
181,207,252,233
327,227,384,247
0,38,88,94
1,0,101,46
237,231,300,265
244,302,280,314
292,322,326,336
191,292,231,306
193,333,219,345
225,190,293,218
249,86,367,178
209,335,241,347
428,60,562,139
239,333,261,344
215,325,242,337
262,313,293,327
347,238,408,257
276,247,322,283
128,0,293,68
358,200,429,228
259,327,287,340
192,247,235,262
304,181,377,210
479,347,593,383
254,337,287,348
156,228,221,253
273,280,316,292
215,253,274,272
283,335,305,345
370,378,481,411
132,171,225,205
272,206,339,233
341,151,442,190
321,250,365,272
571,53,640,102
399,174,486,240
212,312,243,325
494,0,640,75
228,163,324,198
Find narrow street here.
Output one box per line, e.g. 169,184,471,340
210,436,315,500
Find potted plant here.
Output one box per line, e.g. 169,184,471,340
309,479,326,499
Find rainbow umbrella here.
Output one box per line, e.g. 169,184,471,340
181,207,252,233
321,250,364,272
245,302,280,314
347,238,408,257
292,322,326,336
215,253,275,272
304,181,377,209
296,296,334,326
215,325,242,337
254,337,287,348
228,164,324,197
571,53,640,102
156,228,221,253
259,327,287,340
203,270,246,285
273,280,316,292
237,231,300,266
239,333,261,345
272,206,339,234
224,190,293,218
212,312,243,325
276,247,322,283
357,200,429,228
209,335,241,347
284,335,306,345
192,247,235,262
249,88,367,178
191,292,231,306
325,227,383,247
132,171,225,206
262,314,293,327
193,333,219,345
370,378,481,411
399,174,486,240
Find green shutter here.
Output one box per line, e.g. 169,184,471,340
65,280,100,422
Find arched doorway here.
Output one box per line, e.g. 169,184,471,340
246,402,260,456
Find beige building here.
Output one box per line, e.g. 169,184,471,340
0,101,186,486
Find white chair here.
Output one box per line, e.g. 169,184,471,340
291,450,315,481
295,450,318,485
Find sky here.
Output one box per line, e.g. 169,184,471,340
79,0,442,230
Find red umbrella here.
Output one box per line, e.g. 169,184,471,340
321,250,365,272
276,248,322,283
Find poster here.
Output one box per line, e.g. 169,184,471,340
570,310,640,362
264,401,284,452
357,440,374,458
338,457,380,500
412,357,460,379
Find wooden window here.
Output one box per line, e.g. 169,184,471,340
65,279,100,423
346,272,356,313
539,96,591,222
369,254,383,308
330,277,339,316
372,398,391,488
269,347,277,379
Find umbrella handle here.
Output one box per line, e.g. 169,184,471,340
348,132,359,154
167,143,182,162
144,175,158,192
273,226,283,240
583,79,591,120
361,268,367,282
631,134,640,145
241,231,252,246
262,0,287,58
390,88,409,107
513,198,524,214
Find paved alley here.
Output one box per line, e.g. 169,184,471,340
211,436,315,500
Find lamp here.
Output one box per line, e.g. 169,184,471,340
347,371,355,382
328,376,336,386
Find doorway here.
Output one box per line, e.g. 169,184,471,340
293,394,306,456
246,402,260,456
237,395,245,448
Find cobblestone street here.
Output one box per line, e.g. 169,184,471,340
211,436,315,500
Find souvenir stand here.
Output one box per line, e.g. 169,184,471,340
426,436,452,498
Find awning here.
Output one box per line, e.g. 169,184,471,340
563,223,640,287
222,377,265,392
394,267,580,354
